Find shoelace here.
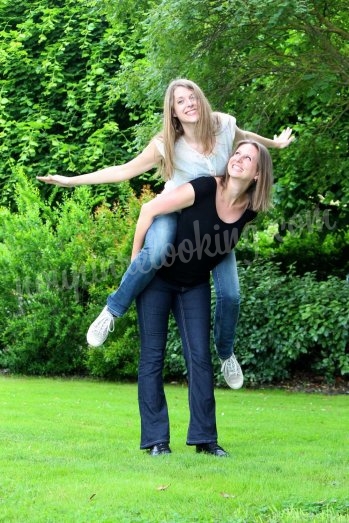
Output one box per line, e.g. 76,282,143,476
222,357,239,376
96,313,115,337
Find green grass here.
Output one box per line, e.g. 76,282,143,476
0,376,348,522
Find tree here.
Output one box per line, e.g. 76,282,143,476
0,0,138,207
105,0,349,275
1,0,348,274
109,0,348,203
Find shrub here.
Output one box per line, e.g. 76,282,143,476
237,212,349,280
228,261,349,385
85,309,139,381
0,170,143,375
1,172,347,385
158,258,348,388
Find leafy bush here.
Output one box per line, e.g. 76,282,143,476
85,310,139,381
227,261,349,385
236,210,349,280
0,0,143,209
0,169,143,375
1,172,347,385
164,258,349,388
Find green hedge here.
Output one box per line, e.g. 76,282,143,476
231,261,349,385
1,174,348,385
0,170,141,375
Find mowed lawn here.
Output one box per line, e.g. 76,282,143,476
0,376,348,522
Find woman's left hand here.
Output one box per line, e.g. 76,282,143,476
273,127,295,148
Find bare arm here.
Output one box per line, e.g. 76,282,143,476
235,126,294,149
36,140,162,187
131,183,196,259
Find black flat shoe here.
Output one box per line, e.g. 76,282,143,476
196,442,229,457
148,443,172,456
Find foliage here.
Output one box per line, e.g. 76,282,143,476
1,0,348,274
0,0,348,379
1,171,347,383
0,0,144,208
0,168,142,375
227,261,349,385
105,0,349,269
236,210,349,279
85,311,139,380
85,260,349,385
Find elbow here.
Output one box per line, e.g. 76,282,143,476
141,201,155,219
139,203,148,221
138,203,155,227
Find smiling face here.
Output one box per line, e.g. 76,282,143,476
221,140,273,212
172,86,200,124
227,142,259,183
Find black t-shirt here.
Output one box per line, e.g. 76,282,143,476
158,176,257,286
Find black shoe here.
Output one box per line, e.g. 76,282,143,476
196,442,229,457
148,443,172,456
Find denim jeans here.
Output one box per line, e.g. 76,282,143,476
136,276,217,449
107,213,178,316
212,250,240,360
106,214,240,360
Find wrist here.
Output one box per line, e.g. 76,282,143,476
67,177,77,187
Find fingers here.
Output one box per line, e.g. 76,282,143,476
273,127,295,148
36,175,70,187
274,127,293,140
36,176,54,184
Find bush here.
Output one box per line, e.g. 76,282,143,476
1,172,347,385
236,211,349,280
164,261,348,387
0,169,143,375
229,261,349,385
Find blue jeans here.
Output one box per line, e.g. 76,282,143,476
212,251,240,360
106,214,240,360
107,213,178,315
136,276,217,449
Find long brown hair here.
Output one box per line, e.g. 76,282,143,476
220,140,274,212
158,79,220,181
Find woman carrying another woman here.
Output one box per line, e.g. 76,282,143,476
133,140,273,455
37,79,294,389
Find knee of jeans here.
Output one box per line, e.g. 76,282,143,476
216,290,241,306
145,241,174,266
146,249,165,267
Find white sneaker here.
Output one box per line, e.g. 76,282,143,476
220,354,244,389
87,307,115,347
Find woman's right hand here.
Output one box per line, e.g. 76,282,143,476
36,175,73,187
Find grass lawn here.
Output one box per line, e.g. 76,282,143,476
0,376,348,522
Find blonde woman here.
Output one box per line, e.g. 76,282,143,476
37,79,294,388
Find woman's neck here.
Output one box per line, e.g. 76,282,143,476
182,124,199,144
182,123,209,153
182,121,197,139
215,179,250,224
222,179,251,208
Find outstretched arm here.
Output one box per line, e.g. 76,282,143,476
235,126,294,149
36,140,162,187
131,182,196,259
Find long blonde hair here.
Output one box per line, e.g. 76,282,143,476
220,140,274,212
158,79,220,181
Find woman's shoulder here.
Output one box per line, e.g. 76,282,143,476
153,134,165,155
212,112,237,133
189,176,217,194
153,132,164,144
